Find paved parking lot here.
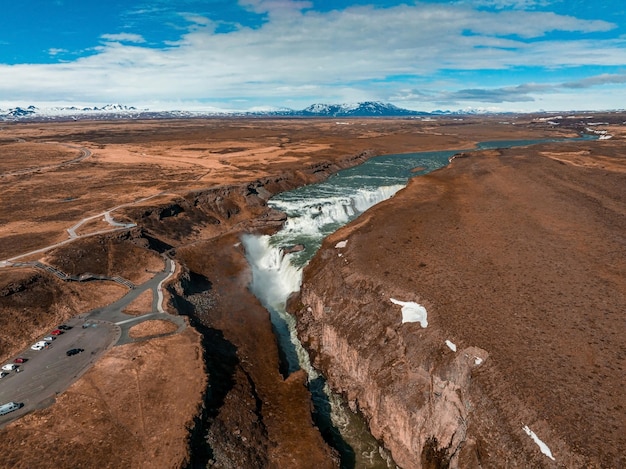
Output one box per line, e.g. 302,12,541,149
0,258,182,428
0,318,120,427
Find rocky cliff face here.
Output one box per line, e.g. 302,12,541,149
295,262,489,469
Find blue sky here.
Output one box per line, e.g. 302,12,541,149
1,0,625,111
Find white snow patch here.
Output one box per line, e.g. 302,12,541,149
390,298,428,327
335,240,348,248
445,340,457,352
474,357,483,366
523,425,555,461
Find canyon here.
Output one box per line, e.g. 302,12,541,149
0,115,623,467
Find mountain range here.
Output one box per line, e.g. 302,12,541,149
0,101,489,121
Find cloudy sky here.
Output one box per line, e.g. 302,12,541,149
1,0,625,111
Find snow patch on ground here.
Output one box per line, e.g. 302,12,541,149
335,240,348,248
445,340,457,352
390,298,428,327
523,425,555,461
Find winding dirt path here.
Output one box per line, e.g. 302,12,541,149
0,144,92,178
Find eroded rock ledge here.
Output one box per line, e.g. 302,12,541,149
294,268,489,469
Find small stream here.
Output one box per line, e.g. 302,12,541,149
241,136,592,468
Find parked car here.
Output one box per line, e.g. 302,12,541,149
57,325,72,331
0,402,22,415
13,357,27,364
43,336,56,341
50,329,63,335
1,364,16,371
31,341,49,351
66,348,84,356
0,372,8,379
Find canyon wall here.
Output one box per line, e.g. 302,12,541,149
295,256,491,469
137,151,375,468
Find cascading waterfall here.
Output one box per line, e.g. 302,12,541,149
243,184,406,468
243,183,405,374
242,233,314,375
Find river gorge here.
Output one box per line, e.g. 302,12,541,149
1,117,623,468
236,136,604,468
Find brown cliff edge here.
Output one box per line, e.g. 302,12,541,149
294,126,626,468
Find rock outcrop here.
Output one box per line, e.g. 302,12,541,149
295,267,489,469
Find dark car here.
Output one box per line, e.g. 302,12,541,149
66,348,84,356
58,325,72,331
14,357,28,363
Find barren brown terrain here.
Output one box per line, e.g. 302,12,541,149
295,120,626,468
0,115,615,468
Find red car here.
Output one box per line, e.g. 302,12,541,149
51,329,63,335
14,357,27,364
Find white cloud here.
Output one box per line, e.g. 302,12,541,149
0,2,623,110
459,0,554,9
239,0,313,15
100,33,146,43
48,48,68,56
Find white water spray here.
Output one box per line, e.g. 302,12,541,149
241,233,317,376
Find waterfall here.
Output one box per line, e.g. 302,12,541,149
242,234,302,313
243,183,405,374
241,233,315,375
243,184,405,468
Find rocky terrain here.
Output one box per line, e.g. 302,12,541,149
294,123,626,468
0,115,617,467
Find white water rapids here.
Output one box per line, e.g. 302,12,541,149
242,184,405,468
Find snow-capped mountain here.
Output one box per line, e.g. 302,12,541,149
299,101,428,117
0,104,145,121
2,105,38,118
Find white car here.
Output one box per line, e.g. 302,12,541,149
1,363,16,371
43,336,56,341
31,341,49,351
